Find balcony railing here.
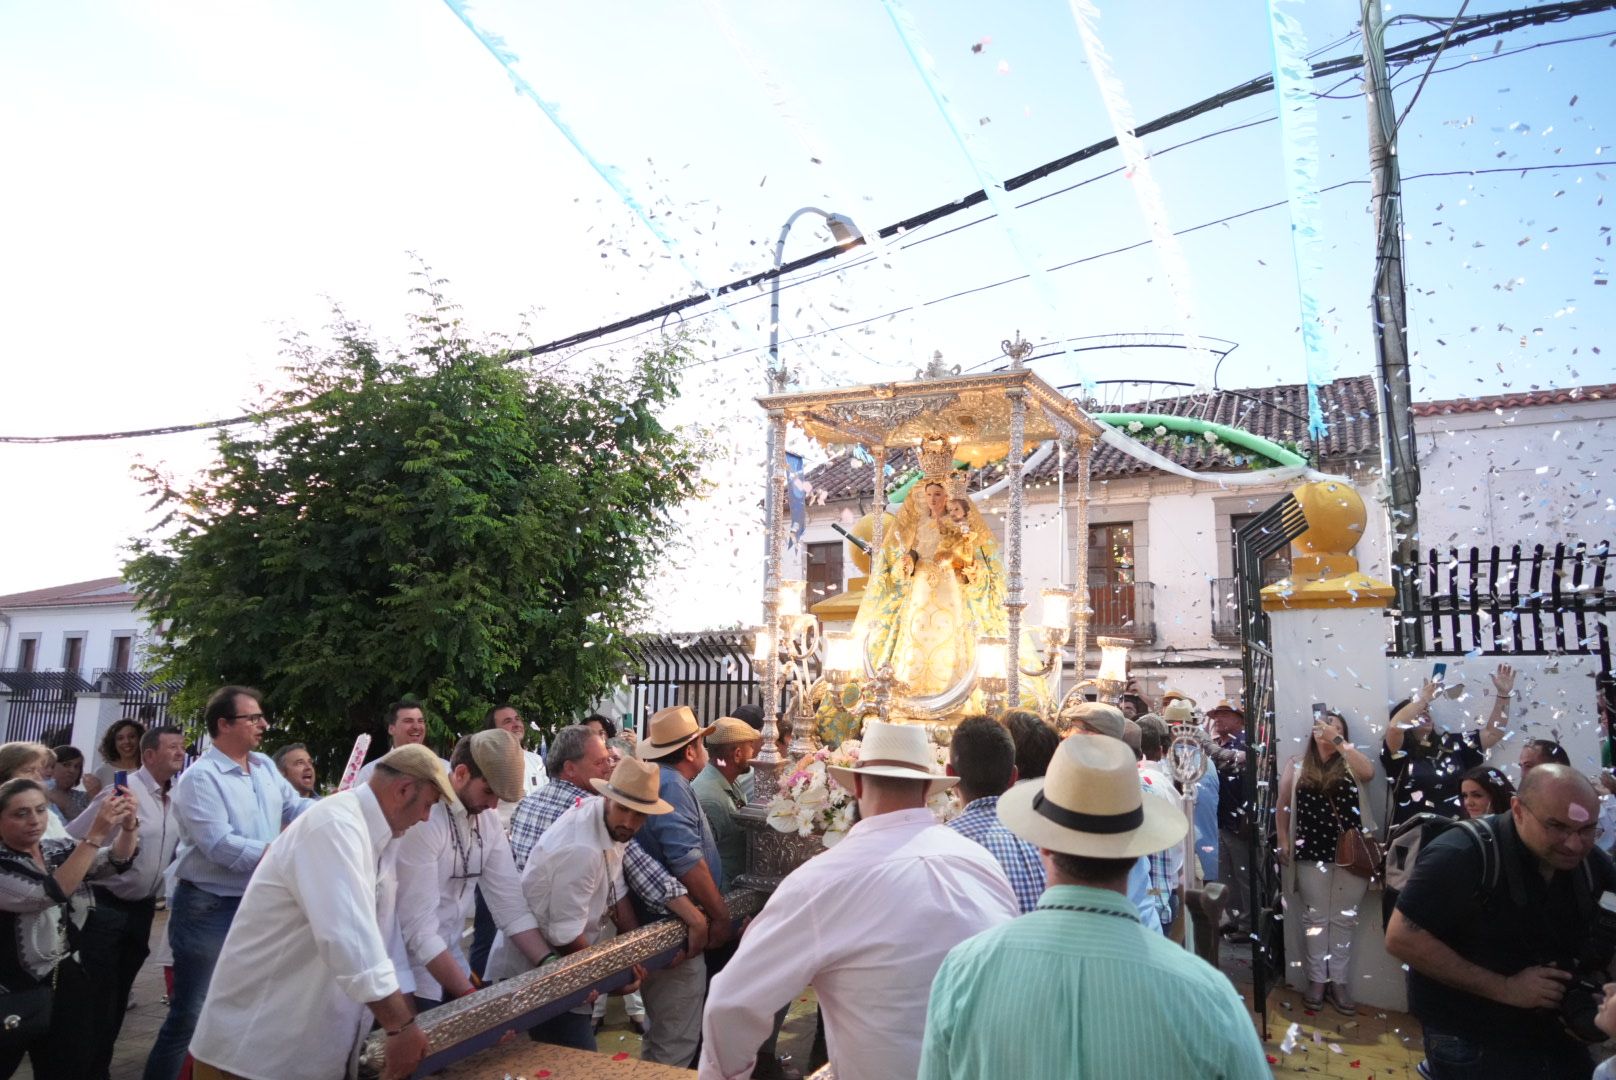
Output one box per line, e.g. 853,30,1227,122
1086,581,1155,644
1211,576,1242,643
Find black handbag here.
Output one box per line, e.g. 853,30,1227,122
0,980,52,1048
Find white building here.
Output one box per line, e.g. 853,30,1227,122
0,576,150,676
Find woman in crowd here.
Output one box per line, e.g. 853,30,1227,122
43,746,89,824
1277,710,1375,1015
1458,765,1515,819
84,717,146,799
0,743,70,841
0,777,140,1079
1382,663,1514,827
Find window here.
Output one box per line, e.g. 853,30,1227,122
1230,513,1293,584
62,635,86,675
806,541,844,605
17,637,38,671
111,635,133,672
1087,523,1137,634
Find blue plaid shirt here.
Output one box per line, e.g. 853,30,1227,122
508,777,686,911
946,795,1046,914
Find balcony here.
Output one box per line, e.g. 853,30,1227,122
1085,581,1155,644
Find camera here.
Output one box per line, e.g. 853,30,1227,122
1559,891,1616,1043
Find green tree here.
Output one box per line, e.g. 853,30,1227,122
125,276,709,768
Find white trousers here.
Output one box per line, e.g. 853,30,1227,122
1295,860,1368,984
639,951,706,1066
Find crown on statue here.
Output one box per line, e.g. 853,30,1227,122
918,434,955,484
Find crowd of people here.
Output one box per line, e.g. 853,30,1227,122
0,671,1612,1079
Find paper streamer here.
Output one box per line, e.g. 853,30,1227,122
1064,0,1212,373
336,733,371,793
1267,0,1332,440
441,0,742,331
878,0,1078,376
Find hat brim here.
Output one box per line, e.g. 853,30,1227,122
425,768,462,812
998,777,1187,860
1207,707,1245,720
636,725,717,761
826,763,958,800
589,778,674,816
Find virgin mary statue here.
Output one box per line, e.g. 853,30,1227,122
852,441,1007,716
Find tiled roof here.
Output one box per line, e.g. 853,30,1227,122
1412,383,1616,417
0,576,134,610
802,375,1378,501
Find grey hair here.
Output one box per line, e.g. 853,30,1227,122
606,737,636,757
546,724,600,778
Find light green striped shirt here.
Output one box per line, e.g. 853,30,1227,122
920,884,1270,1080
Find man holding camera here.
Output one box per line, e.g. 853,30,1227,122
1386,764,1616,1078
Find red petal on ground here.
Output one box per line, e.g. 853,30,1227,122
612,1052,630,1061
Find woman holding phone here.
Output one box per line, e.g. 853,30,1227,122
1382,662,1514,827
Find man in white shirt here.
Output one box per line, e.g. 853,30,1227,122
71,723,187,1078
486,755,672,1049
354,701,451,787
189,744,454,1080
699,721,1019,1080
470,703,550,978
394,729,554,1008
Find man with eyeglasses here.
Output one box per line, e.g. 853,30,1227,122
143,686,312,1080
1387,764,1616,1079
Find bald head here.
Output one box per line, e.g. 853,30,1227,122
1517,762,1595,807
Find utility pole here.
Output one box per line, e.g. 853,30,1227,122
1362,0,1424,656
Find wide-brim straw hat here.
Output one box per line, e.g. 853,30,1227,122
707,717,763,746
590,756,674,815
1206,700,1245,721
1001,734,1187,859
1160,688,1194,705
377,743,461,811
1162,699,1197,725
467,729,527,804
637,705,716,760
826,720,958,800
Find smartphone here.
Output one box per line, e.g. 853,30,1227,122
1431,662,1447,682
1311,703,1327,721
113,770,128,794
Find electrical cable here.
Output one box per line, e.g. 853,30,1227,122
1396,0,1475,132
5,0,1611,445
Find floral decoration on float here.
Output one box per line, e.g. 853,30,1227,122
764,739,957,847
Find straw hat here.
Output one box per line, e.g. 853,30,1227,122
1162,699,1196,725
1066,702,1126,741
707,717,763,746
637,705,716,761
1000,734,1187,859
1206,700,1245,721
376,744,461,811
1159,689,1194,706
466,729,526,803
826,721,957,799
590,756,674,815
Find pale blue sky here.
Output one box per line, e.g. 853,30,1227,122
1,0,1611,604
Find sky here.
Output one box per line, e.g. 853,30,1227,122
1,0,1612,625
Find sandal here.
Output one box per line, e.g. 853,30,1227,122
1328,982,1358,1016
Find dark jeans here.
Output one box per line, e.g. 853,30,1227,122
530,1009,596,1052
1423,1026,1592,1080
0,957,97,1080
469,886,496,980
82,890,158,1079
143,881,241,1080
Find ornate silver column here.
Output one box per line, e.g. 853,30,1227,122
1072,433,1095,678
753,406,788,799
1005,386,1027,708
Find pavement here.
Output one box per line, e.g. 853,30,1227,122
25,908,1432,1079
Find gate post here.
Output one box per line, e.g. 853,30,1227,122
1263,480,1404,1011
70,690,124,757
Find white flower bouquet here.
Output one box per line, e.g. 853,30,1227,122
766,738,956,847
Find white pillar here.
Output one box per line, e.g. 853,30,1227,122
70,692,125,759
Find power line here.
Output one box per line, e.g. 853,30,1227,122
5,0,1611,446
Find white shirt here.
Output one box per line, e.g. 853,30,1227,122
496,749,549,830
485,795,626,997
700,807,1018,1080
189,785,400,1080
67,766,180,900
394,798,538,1000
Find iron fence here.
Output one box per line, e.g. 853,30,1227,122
622,631,763,729
0,670,94,744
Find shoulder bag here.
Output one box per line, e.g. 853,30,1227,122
1331,785,1385,880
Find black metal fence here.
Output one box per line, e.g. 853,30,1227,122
621,632,762,728
94,669,185,726
0,670,94,744
1410,542,1611,672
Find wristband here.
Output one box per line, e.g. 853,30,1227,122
385,1018,416,1037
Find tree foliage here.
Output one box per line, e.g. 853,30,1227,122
125,277,709,767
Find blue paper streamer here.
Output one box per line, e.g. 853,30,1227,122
1267,0,1330,441
441,0,738,329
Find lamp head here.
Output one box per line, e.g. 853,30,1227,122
825,213,861,246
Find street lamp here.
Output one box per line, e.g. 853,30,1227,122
767,207,864,393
